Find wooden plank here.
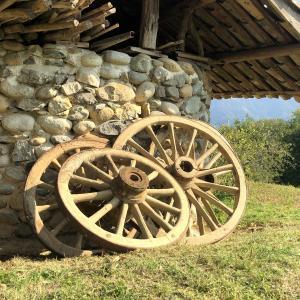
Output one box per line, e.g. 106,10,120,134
214,90,300,97
139,0,159,49
265,0,300,40
211,43,300,64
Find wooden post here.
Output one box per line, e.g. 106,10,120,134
139,0,160,50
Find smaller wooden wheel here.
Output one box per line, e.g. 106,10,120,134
57,149,190,251
113,116,247,245
24,136,109,257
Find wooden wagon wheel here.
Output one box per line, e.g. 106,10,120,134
24,137,109,257
57,149,190,251
113,116,247,245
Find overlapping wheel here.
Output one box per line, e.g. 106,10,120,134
113,116,247,245
24,136,109,257
57,149,190,251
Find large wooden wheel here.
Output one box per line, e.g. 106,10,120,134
24,136,109,257
113,116,247,245
57,149,190,251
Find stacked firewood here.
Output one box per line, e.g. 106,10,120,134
0,0,133,50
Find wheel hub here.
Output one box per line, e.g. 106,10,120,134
112,167,149,203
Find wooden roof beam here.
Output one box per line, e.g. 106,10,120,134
210,43,300,65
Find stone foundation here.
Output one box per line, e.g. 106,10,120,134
0,43,211,255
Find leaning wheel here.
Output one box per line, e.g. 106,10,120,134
113,116,247,245
24,136,109,257
57,149,190,251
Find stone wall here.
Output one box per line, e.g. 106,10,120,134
0,42,211,255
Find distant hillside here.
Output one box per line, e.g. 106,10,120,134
210,98,300,127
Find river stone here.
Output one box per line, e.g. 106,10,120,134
103,51,131,65
159,57,183,73
68,105,89,121
5,166,26,182
76,68,100,87
43,47,67,59
2,40,25,52
96,81,135,102
115,103,141,120
38,115,72,135
174,73,187,88
74,92,97,105
18,67,55,86
61,81,82,95
149,99,161,110
160,101,180,116
17,98,46,111
180,84,193,98
97,120,131,136
130,54,152,73
15,223,33,238
2,113,35,133
81,53,103,67
0,77,35,100
35,142,54,157
155,86,166,98
135,81,155,103
3,52,24,65
128,71,149,85
0,208,19,224
0,184,15,196
152,66,172,83
192,81,203,96
51,135,72,144
184,97,202,114
0,154,10,167
166,86,179,100
150,110,166,116
73,120,95,135
100,64,122,80
152,59,164,68
48,95,72,116
29,136,47,146
0,94,9,112
35,85,58,100
177,61,196,75
98,107,115,123
0,144,10,155
12,140,35,162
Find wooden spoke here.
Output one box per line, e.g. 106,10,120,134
186,189,218,231
196,143,219,166
195,179,239,195
148,170,159,181
131,204,153,239
72,189,113,203
192,185,234,216
205,152,222,169
70,175,110,190
186,129,198,157
200,197,221,227
75,148,81,153
197,213,205,235
140,202,173,232
38,181,55,192
128,138,164,167
37,203,58,213
126,227,138,238
146,188,175,197
145,195,181,215
145,125,172,165
196,164,234,177
165,198,175,222
75,233,83,249
83,160,114,183
116,203,129,235
215,170,233,177
51,218,68,236
89,197,120,223
168,122,178,160
105,154,119,176
51,159,61,170
130,159,137,167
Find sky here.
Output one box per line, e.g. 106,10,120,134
210,97,300,127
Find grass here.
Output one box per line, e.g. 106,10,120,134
0,181,299,299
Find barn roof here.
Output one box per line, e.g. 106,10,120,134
0,0,299,100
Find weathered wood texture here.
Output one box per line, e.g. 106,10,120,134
139,0,160,49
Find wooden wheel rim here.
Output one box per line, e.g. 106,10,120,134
57,149,190,251
24,139,108,257
113,116,247,245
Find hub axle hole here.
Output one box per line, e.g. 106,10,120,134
180,161,194,173
130,173,142,182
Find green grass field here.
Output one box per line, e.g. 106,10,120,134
0,182,299,300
